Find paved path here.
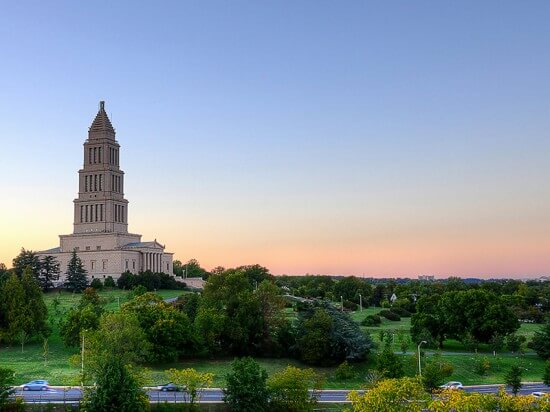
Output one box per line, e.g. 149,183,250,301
13,383,550,404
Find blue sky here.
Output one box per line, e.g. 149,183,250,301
1,1,549,276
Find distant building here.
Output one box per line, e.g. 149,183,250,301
418,275,435,282
37,102,173,281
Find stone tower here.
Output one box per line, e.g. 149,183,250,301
36,101,174,281
73,101,128,234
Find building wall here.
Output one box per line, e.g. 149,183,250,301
60,232,141,252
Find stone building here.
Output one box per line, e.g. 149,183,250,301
37,101,173,282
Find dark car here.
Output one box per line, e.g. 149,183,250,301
21,380,49,391
157,383,179,392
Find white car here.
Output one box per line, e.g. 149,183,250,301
531,391,546,398
440,381,464,390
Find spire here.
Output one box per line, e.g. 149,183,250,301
88,100,115,139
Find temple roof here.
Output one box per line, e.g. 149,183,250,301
88,101,115,138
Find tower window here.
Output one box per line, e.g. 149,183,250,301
98,147,102,163
100,204,104,221
99,174,103,191
89,148,92,164
85,205,89,222
80,205,84,223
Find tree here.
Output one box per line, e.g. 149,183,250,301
267,366,322,412
0,367,15,409
85,312,150,377
348,377,430,412
122,292,193,362
333,276,372,305
234,264,273,286
172,259,184,277
296,303,372,365
20,269,49,338
80,356,148,412
103,276,116,288
296,308,333,364
505,333,526,353
224,357,269,412
376,343,404,379
422,355,453,392
38,255,60,291
1,269,49,351
530,321,550,359
12,248,40,279
505,365,522,395
65,250,88,292
61,305,101,347
166,368,214,405
543,360,550,386
184,259,209,279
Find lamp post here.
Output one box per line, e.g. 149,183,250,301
341,296,343,312
81,329,88,387
417,340,427,376
359,294,363,312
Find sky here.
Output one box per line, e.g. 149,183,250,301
0,1,549,278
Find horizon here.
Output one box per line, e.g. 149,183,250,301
1,2,549,278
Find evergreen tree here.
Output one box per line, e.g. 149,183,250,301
38,255,60,291
1,269,48,350
2,273,26,347
505,365,522,395
21,269,49,339
65,250,88,292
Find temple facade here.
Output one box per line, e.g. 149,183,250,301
37,101,173,281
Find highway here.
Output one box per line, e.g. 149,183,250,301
13,383,550,404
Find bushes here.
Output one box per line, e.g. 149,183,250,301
343,300,359,311
362,314,382,326
390,307,411,317
117,271,187,291
378,309,401,321
90,278,103,290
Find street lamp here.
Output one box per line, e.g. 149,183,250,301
81,329,88,387
417,340,427,376
359,294,363,312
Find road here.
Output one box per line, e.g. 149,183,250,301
13,383,550,404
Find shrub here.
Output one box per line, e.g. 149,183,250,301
104,276,116,288
378,310,401,321
361,314,382,326
473,356,491,376
334,360,357,380
390,307,411,317
343,300,358,311
90,278,103,290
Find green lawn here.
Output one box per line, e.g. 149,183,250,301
1,294,546,388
